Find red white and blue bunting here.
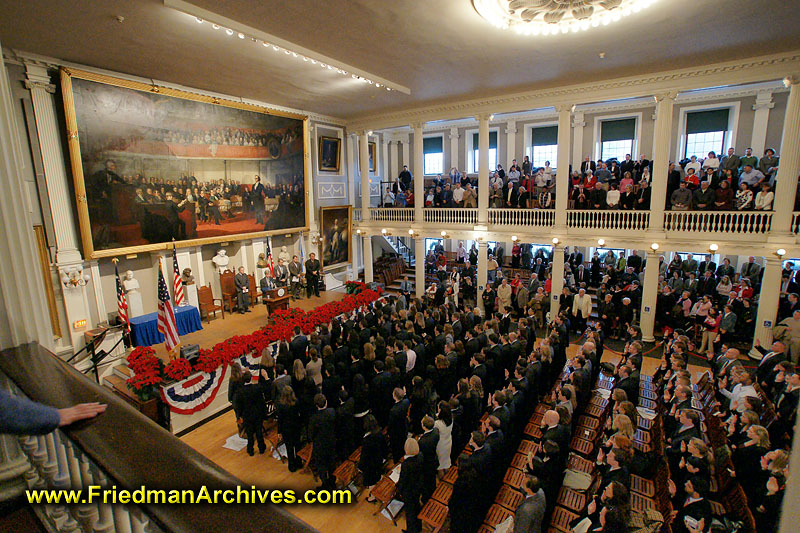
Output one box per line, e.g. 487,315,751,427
160,365,228,415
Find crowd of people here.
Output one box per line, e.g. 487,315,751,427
222,232,798,532
379,146,783,214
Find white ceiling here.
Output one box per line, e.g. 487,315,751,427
1,0,799,119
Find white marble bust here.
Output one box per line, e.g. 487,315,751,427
279,245,290,263
122,270,144,317
211,249,230,274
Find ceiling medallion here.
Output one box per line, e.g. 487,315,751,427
473,0,658,35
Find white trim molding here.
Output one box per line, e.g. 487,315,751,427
675,101,741,162
592,112,643,161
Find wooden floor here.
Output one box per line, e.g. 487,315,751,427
151,289,347,361
180,334,708,533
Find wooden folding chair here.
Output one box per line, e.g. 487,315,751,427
297,443,314,474
569,436,594,457
431,481,453,505
484,504,514,529
549,506,581,533
370,475,399,522
502,467,527,491
419,499,449,533
555,486,588,513
333,460,360,492
495,485,524,512
510,452,528,470
517,440,539,456
567,453,594,473
442,466,458,484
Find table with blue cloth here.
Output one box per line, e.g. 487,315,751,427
129,305,203,347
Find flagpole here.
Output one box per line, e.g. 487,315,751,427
112,257,131,348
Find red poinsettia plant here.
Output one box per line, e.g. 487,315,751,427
126,288,384,388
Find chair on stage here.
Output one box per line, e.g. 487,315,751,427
219,270,237,312
197,284,224,323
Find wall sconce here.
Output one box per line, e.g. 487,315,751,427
597,239,605,246
776,248,787,257
381,228,392,236
60,266,90,288
440,230,450,239
552,237,559,245
709,243,719,252
511,235,518,242
356,229,362,236
310,233,322,246
408,229,415,236
650,243,660,251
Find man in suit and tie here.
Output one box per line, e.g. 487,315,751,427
274,258,289,287
396,438,424,533
290,326,308,362
580,156,596,175
388,388,410,462
418,416,440,503
288,255,302,300
613,365,639,405
514,476,546,533
234,266,251,314
305,252,321,298
753,339,788,390
233,373,266,456
252,175,267,224
259,271,275,301
309,394,337,490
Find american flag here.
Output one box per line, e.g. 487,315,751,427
172,244,184,306
115,265,129,332
265,237,275,278
157,259,180,356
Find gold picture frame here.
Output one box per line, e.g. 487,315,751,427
318,136,341,173
368,141,376,171
318,205,352,269
60,67,311,259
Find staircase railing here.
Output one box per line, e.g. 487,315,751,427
0,342,313,533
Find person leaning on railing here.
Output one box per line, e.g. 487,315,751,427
0,390,106,436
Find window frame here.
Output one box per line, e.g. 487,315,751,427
422,133,445,176
676,103,740,163
592,112,642,162
466,127,500,174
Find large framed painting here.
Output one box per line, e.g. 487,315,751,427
60,68,310,259
319,205,352,269
318,136,341,173
368,141,376,171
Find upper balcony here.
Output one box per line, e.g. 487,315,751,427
355,207,799,244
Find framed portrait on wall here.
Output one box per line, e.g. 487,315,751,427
368,141,376,171
318,136,341,173
318,205,352,269
60,68,311,259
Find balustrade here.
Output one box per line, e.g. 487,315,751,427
366,207,414,223
664,210,773,234
792,212,800,234
423,208,478,225
352,208,361,222
567,210,650,231
488,208,555,227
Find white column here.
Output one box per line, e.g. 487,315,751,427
449,127,460,172
477,241,488,312
415,236,425,299
505,120,517,168
750,90,774,157
639,251,660,343
771,80,800,234
0,44,53,350
362,235,373,283
359,131,371,220
193,246,206,288
381,135,389,184
550,246,565,318
754,257,782,347
412,123,425,224
25,64,82,265
389,138,399,182
554,106,571,229
477,113,490,226
649,92,677,231
572,111,586,171
401,135,410,170
88,260,106,323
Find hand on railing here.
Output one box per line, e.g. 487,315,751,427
59,402,107,427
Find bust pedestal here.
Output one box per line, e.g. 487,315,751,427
184,283,199,309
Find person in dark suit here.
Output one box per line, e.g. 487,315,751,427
418,416,440,503
670,477,711,533
233,373,266,456
274,258,289,287
276,386,303,471
396,438,424,533
514,476,546,533
336,389,356,460
388,388,410,462
464,430,493,480
612,365,638,406
360,415,388,496
308,394,337,490
259,271,275,301
289,327,309,364
580,157,596,175
234,266,251,314
753,340,788,390
252,175,267,224
305,252,321,297
450,454,483,533
541,410,569,458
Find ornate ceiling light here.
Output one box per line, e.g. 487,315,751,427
473,0,658,35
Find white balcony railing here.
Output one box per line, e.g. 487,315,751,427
353,208,361,222
567,210,650,231
664,210,773,234
488,208,556,227
792,212,800,234
367,207,415,223
424,208,478,225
